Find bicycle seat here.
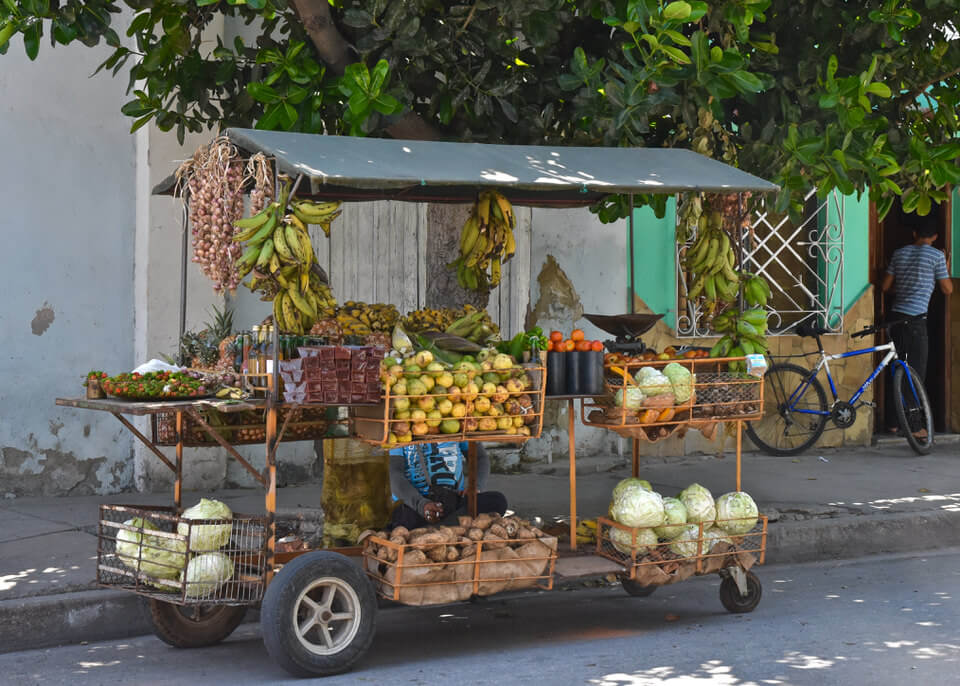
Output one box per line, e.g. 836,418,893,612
794,322,830,338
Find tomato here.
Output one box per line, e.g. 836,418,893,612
575,340,591,352
546,340,554,352
571,329,585,342
562,339,576,352
590,340,604,352
549,330,564,343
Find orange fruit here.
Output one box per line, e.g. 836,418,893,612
575,340,592,352
546,340,554,352
563,339,576,352
571,329,585,342
591,340,604,352
549,330,564,343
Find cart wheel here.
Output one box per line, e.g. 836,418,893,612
620,577,657,597
260,551,376,678
144,599,247,648
719,571,762,613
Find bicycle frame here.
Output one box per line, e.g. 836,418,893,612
785,341,915,417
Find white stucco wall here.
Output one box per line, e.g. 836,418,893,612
521,208,632,461
0,36,137,496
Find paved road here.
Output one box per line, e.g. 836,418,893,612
3,550,958,685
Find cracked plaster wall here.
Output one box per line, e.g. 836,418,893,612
0,34,137,496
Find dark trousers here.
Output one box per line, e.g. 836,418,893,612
390,491,508,530
885,314,928,429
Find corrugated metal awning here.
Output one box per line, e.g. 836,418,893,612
155,128,779,206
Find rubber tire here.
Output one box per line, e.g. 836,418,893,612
144,599,247,648
893,363,934,455
719,571,762,614
260,551,377,678
620,577,657,597
745,362,828,456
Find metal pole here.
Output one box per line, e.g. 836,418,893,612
178,192,190,357
628,194,636,314
568,398,577,551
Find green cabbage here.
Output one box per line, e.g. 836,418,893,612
662,362,694,403
653,497,688,540
704,528,734,550
614,387,645,410
670,525,733,557
715,491,759,535
679,483,716,529
177,498,233,552
181,552,235,598
610,526,658,555
612,477,652,501
116,517,186,580
611,485,665,528
634,367,672,396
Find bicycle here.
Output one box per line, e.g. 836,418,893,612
744,320,934,456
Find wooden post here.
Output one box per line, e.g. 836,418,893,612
174,411,183,509
265,403,278,584
568,398,577,551
632,438,640,478
736,420,742,492
467,442,478,517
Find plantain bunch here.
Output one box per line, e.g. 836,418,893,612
450,191,517,291
710,307,770,371
683,210,741,314
336,301,399,336
402,307,459,333
233,184,341,335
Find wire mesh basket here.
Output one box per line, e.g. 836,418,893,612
97,504,268,606
152,406,341,447
362,532,557,606
595,515,767,584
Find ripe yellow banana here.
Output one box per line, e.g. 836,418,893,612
492,191,515,229
287,284,317,320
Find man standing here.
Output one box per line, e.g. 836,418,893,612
881,225,953,434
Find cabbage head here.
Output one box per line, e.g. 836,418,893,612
611,486,664,528
662,363,694,403
653,497,688,540
610,526,658,555
715,491,759,535
670,525,733,557
614,387,645,410
177,498,233,552
634,367,672,396
679,483,716,529
116,517,186,580
611,477,652,501
182,552,235,598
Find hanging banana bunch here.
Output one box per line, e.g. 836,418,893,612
232,189,340,335
682,209,742,315
291,199,343,238
450,190,517,292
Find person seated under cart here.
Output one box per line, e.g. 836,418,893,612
388,441,507,528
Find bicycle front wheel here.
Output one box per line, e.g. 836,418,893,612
893,363,934,455
745,362,828,456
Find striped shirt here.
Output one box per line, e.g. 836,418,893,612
886,244,949,316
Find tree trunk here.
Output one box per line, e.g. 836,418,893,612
425,203,489,310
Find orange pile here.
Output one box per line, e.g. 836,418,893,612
546,329,604,353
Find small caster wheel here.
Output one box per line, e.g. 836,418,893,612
620,577,657,597
719,570,762,613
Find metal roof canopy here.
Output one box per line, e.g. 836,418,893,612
183,128,778,207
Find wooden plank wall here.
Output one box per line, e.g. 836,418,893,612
309,201,531,340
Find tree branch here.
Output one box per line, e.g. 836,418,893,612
288,0,442,141
896,64,960,105
289,0,352,76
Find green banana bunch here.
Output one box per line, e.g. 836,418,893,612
743,273,772,307
453,191,517,292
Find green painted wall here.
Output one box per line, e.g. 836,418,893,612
629,198,677,329
841,191,871,315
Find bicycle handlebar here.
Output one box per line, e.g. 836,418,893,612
852,318,915,339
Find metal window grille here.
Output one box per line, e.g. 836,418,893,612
676,189,844,337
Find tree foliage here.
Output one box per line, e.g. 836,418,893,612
2,0,959,219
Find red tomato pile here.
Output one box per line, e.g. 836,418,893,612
545,329,604,353
101,371,209,400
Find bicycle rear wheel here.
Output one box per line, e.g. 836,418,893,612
745,363,828,456
893,363,933,455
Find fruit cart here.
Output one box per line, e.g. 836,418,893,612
57,128,778,677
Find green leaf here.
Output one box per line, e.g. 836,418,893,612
729,69,763,93
865,82,891,98
662,1,692,21
663,30,692,47
661,45,689,64
129,113,153,133
23,23,39,60
257,102,287,130
246,82,280,104
371,93,400,114
370,59,389,93
497,97,518,123
557,72,582,91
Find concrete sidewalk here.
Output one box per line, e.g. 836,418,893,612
2,440,959,653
